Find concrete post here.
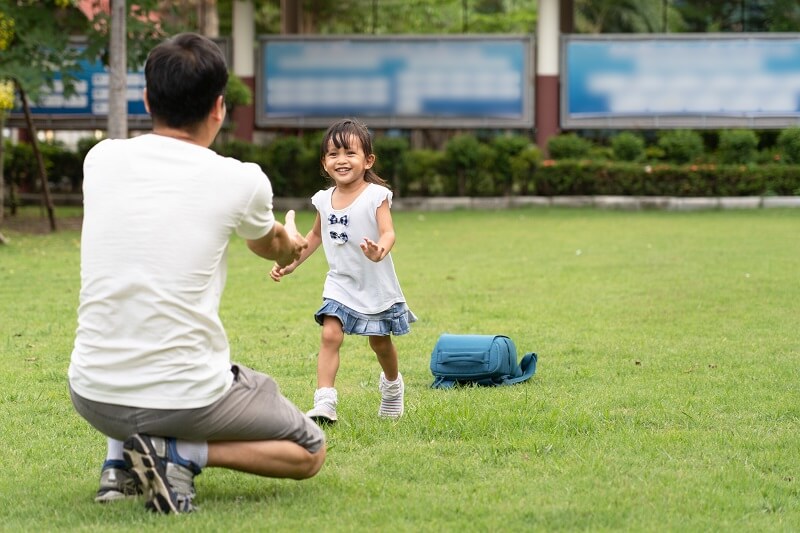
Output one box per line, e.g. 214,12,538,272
535,0,561,156
232,0,255,141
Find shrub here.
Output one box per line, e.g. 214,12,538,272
3,141,36,192
215,138,257,162
509,145,542,195
547,133,592,160
442,133,482,196
373,136,409,194
717,129,759,164
40,142,82,192
777,127,800,164
401,149,446,196
657,130,704,163
535,160,598,195
76,136,102,160
491,135,531,195
225,74,253,110
611,132,645,162
263,135,320,197
470,143,497,197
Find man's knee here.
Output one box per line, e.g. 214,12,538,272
293,445,326,480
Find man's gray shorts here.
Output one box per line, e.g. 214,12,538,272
70,364,325,453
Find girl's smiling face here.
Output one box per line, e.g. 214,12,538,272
322,135,375,189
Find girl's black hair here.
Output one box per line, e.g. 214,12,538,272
320,118,389,188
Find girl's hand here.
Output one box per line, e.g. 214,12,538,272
360,238,385,262
270,262,296,282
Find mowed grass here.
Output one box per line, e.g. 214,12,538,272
1,206,799,532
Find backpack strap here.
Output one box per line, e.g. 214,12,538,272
502,352,538,385
431,376,457,389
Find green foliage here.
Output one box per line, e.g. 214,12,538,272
82,0,173,69
777,127,800,164
491,135,532,195
576,0,666,33
2,140,34,191
0,1,83,101
263,135,320,198
611,132,645,162
533,160,800,197
509,144,542,195
214,138,257,162
442,133,482,196
0,0,168,102
471,143,497,197
575,0,800,33
225,74,253,110
75,136,102,160
270,0,540,35
657,130,704,164
548,133,592,160
7,127,800,203
39,142,82,192
1,139,89,195
677,0,800,32
373,135,409,193
401,148,446,196
717,129,759,164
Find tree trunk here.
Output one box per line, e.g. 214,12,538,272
281,0,302,34
199,0,219,37
0,113,5,223
108,0,128,140
18,82,57,232
0,112,6,244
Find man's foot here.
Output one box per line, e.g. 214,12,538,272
123,434,201,514
306,387,338,424
379,372,404,419
94,459,142,503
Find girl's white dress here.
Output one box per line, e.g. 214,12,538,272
311,183,417,335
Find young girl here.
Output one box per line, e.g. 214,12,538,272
270,118,416,423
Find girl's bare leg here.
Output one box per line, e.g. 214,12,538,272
317,316,343,388
369,335,398,381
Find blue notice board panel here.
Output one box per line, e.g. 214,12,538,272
562,34,800,129
257,35,534,128
18,60,148,116
7,39,230,130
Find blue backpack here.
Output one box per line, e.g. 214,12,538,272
429,334,538,389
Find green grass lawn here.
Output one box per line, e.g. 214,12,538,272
1,207,799,531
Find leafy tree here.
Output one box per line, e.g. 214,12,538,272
672,0,800,32
575,0,678,33
0,0,170,232
227,0,538,35
0,1,84,235
0,1,86,104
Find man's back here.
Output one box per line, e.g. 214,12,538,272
69,134,274,409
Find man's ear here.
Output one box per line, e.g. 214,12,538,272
211,94,226,122
143,88,150,114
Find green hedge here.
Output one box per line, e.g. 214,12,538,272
5,130,800,202
535,161,800,196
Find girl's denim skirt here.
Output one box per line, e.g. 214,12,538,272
314,299,417,336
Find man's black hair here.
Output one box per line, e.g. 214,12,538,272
144,32,228,129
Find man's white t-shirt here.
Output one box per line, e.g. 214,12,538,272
311,183,406,314
68,134,275,409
